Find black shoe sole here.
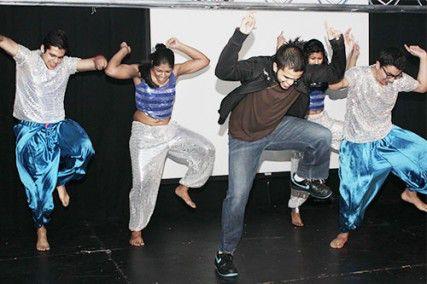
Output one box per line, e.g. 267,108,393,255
290,184,332,200
312,190,333,200
215,268,238,278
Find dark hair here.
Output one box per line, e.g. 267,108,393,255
274,38,306,72
378,47,406,71
151,43,174,67
303,39,327,65
42,29,69,53
138,43,175,88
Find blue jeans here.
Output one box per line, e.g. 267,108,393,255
219,116,331,253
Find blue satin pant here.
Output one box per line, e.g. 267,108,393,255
338,126,427,232
14,119,95,227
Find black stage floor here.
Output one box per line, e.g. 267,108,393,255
0,170,426,283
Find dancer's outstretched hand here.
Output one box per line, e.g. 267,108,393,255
94,55,107,70
404,44,427,59
120,42,131,54
276,31,286,50
166,37,181,50
240,12,256,35
325,22,341,40
344,29,360,57
352,43,360,58
344,28,354,53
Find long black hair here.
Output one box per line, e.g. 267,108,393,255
139,43,175,88
303,39,327,65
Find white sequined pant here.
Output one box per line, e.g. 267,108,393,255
128,121,215,231
288,111,343,209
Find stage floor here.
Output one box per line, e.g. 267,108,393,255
0,171,426,283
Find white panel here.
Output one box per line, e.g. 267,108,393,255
150,9,369,178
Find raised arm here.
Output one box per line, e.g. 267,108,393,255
304,24,346,85
76,54,107,72
328,78,349,91
215,13,262,82
327,34,357,97
276,31,286,51
324,24,347,82
344,30,360,70
167,38,210,77
105,42,140,79
405,44,427,93
0,34,19,57
347,43,360,70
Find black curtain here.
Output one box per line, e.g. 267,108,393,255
369,13,427,137
0,6,150,227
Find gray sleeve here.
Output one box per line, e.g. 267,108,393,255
326,88,348,100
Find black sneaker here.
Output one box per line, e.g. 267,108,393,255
215,252,238,278
290,174,332,199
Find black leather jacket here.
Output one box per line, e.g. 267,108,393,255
215,28,346,124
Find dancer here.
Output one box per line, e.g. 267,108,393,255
105,38,215,247
0,30,107,251
277,30,360,227
329,44,427,249
214,13,346,278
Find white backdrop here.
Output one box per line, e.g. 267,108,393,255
151,8,369,178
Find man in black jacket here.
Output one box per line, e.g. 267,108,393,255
214,14,346,278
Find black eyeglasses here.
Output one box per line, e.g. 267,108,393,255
381,66,403,80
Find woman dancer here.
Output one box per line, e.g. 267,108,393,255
105,38,215,246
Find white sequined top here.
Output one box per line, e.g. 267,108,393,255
343,66,419,143
13,45,80,123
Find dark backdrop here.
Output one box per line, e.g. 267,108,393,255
0,6,150,228
0,8,425,230
369,13,427,136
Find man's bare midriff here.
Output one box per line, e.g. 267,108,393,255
133,110,170,126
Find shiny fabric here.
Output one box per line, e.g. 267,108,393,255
307,111,343,151
288,152,309,208
338,126,427,232
134,73,176,120
308,88,326,112
14,119,94,227
128,121,215,231
343,66,418,143
13,45,80,123
288,111,343,209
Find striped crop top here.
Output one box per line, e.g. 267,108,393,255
134,73,176,120
308,87,326,112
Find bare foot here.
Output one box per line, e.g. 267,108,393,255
291,210,304,227
57,185,70,207
129,231,145,247
330,232,349,249
36,226,50,251
175,185,196,208
401,189,427,212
